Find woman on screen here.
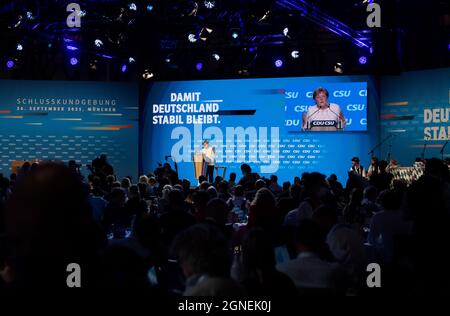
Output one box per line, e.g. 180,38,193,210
302,87,346,131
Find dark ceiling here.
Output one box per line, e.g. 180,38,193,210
0,0,448,81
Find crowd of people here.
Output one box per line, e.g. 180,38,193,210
0,155,449,295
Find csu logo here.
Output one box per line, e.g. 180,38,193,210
333,90,351,97
347,104,366,111
294,105,309,112
359,89,367,97
285,92,299,99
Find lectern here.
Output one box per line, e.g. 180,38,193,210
193,153,206,180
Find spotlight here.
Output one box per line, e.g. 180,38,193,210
16,43,23,51
231,32,239,39
200,27,214,41
248,47,257,53
187,2,199,16
128,3,137,11
204,1,216,9
94,39,103,48
291,50,300,59
334,62,343,73
196,62,203,71
99,54,113,60
238,68,250,76
142,69,154,79
26,11,34,20
283,27,289,37
212,54,220,61
259,10,270,22
188,33,197,43
128,57,136,64
14,15,23,28
358,56,367,65
275,59,283,68
147,5,154,11
121,64,127,73
89,60,98,70
70,57,78,66
6,60,14,69
66,45,78,51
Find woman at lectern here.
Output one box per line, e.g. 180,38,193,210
302,87,346,131
202,139,215,183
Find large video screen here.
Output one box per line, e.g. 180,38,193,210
141,76,373,184
285,82,367,132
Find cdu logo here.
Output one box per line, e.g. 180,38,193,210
333,90,351,98
306,91,313,98
360,118,367,125
359,89,367,97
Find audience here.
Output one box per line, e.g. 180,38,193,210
103,187,131,237
284,172,329,226
170,224,241,296
313,206,367,290
247,188,281,235
269,175,282,193
3,163,107,288
368,190,412,264
342,188,364,230
361,186,380,218
237,228,297,296
276,219,347,292
228,172,237,190
0,156,448,296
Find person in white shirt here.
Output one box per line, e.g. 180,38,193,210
367,157,380,178
312,206,367,288
302,87,346,131
201,139,215,183
277,219,347,291
368,190,412,264
350,157,366,178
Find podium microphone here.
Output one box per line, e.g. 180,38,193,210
327,103,342,130
305,106,320,130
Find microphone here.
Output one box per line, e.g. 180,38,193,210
440,140,449,154
327,103,343,130
440,140,449,160
305,106,321,130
